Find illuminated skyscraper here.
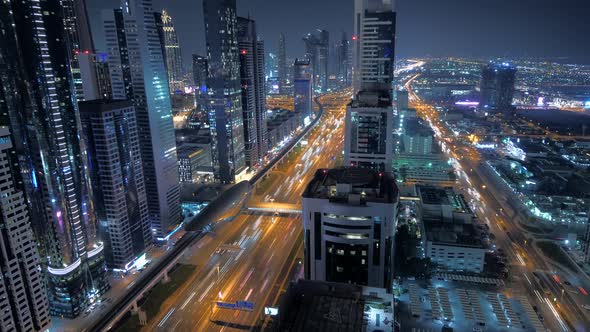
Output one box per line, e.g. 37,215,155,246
5,0,109,317
303,30,329,92
278,33,288,94
161,9,184,93
294,58,313,122
238,17,268,167
353,0,396,92
80,100,151,269
104,0,181,236
203,0,247,183
190,54,209,128
480,62,517,112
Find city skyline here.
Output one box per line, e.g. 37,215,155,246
87,0,590,68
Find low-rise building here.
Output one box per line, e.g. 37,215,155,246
302,167,398,288
416,185,474,224
177,144,213,183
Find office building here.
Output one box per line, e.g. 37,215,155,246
294,58,313,122
303,30,329,92
353,0,396,92
238,17,268,168
396,89,409,111
480,62,517,112
266,52,278,78
278,33,288,94
335,32,351,87
393,154,456,186
161,9,184,93
190,54,209,128
203,0,247,183
80,100,151,269
344,90,394,172
6,0,109,317
0,126,50,331
177,145,213,183
402,118,434,154
302,167,399,288
104,0,181,236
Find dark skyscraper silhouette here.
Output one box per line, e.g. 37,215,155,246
278,33,288,94
480,62,517,112
303,30,330,92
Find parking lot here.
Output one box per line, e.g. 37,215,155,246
397,279,546,332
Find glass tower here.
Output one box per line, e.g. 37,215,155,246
161,9,184,93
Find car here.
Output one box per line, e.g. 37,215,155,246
582,304,590,310
564,280,572,286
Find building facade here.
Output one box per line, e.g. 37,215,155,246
353,0,395,93
80,100,151,269
294,58,313,122
104,0,181,237
302,168,398,289
344,90,394,172
278,33,288,94
6,0,109,317
203,0,247,183
480,62,517,112
237,17,268,168
161,9,184,93
303,30,329,92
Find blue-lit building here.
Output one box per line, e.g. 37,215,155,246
294,58,313,123
203,0,247,183
5,0,109,318
480,62,517,112
80,100,152,269
104,0,182,237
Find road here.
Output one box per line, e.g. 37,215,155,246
405,72,590,332
142,92,348,332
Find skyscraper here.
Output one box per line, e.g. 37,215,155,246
294,58,313,122
80,100,151,269
6,0,109,317
238,17,268,167
480,62,517,112
353,0,396,92
302,167,398,288
335,32,350,87
191,54,209,128
203,0,247,183
303,30,329,92
104,0,181,236
278,33,288,94
344,90,394,172
161,9,184,93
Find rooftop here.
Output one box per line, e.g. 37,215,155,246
272,280,393,332
416,185,471,213
424,222,485,248
303,167,398,204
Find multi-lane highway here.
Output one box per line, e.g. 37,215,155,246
405,73,590,331
141,92,349,332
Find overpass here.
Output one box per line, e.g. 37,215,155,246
88,95,325,332
247,202,302,214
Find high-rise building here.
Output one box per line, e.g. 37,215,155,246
238,17,268,167
294,58,313,122
396,89,409,112
278,33,288,94
161,9,184,93
303,30,329,92
190,54,209,128
344,90,394,172
203,0,247,183
104,0,181,237
353,0,396,92
335,32,350,87
0,127,51,331
80,100,151,269
402,118,434,155
6,0,109,317
302,167,398,288
479,62,517,112
266,52,278,78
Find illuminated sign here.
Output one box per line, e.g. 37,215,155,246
455,101,479,106
264,307,279,316
216,300,254,311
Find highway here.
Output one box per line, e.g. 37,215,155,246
405,72,590,331
142,91,349,332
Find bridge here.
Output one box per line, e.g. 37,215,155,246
246,202,302,214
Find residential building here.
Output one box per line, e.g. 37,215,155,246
6,0,109,317
104,0,181,236
79,100,151,269
161,9,184,92
203,0,247,183
344,90,394,172
294,58,313,123
302,167,398,288
238,16,268,167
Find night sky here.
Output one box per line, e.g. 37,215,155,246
87,0,590,68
